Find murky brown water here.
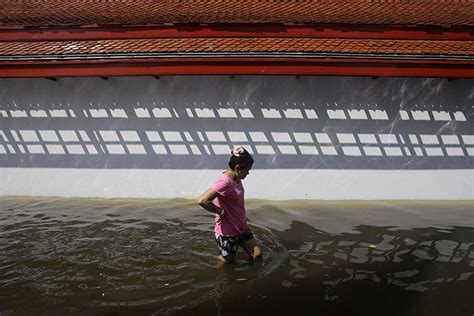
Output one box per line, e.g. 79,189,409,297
0,197,473,316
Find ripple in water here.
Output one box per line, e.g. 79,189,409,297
0,197,473,316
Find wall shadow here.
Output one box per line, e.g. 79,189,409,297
0,76,472,169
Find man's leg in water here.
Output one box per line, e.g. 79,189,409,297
217,253,236,267
241,238,262,261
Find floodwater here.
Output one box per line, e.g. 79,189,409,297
0,197,473,316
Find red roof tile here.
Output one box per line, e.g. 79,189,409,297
1,1,473,28
1,37,472,59
1,1,473,77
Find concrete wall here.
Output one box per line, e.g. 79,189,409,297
0,76,473,200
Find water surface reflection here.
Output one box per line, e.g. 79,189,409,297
0,197,472,316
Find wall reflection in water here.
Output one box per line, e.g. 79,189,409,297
191,216,474,316
0,197,473,316
281,223,473,295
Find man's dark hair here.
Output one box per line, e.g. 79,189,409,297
228,146,254,170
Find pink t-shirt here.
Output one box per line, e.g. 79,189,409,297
212,173,246,236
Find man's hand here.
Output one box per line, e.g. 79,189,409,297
215,209,225,222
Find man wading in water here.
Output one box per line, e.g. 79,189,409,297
198,146,262,266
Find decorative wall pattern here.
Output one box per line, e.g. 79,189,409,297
0,76,472,170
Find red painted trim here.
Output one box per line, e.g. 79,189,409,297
1,24,473,41
1,59,473,78
3,57,474,66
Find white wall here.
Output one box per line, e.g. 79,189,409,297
0,76,473,200
1,168,473,200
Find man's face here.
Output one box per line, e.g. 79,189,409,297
236,165,251,179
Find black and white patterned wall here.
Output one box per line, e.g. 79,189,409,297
0,76,472,170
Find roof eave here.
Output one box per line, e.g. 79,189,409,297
1,52,474,62
1,57,473,78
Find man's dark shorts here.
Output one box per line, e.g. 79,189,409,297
215,230,254,257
